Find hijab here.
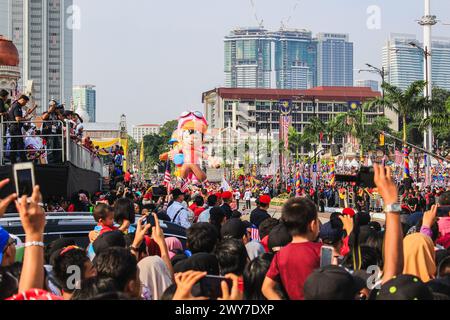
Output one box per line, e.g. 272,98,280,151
137,256,173,300
403,233,436,283
165,237,183,259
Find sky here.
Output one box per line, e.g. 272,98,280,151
72,0,450,128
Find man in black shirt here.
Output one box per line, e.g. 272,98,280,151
220,191,233,220
250,195,271,227
42,100,64,163
8,95,30,164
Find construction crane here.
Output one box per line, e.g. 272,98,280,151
249,0,264,27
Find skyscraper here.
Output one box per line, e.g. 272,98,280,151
430,37,450,90
272,29,317,89
317,33,354,87
382,34,450,91
224,27,272,88
4,0,73,113
73,85,96,123
382,33,423,91
0,1,11,38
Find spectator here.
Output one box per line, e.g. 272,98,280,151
250,195,271,227
167,189,191,229
262,197,321,300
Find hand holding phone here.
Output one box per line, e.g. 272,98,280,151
13,163,36,201
320,245,334,268
199,275,232,300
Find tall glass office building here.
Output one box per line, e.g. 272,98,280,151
73,85,96,123
0,0,73,113
383,33,450,91
317,33,354,87
224,28,272,88
225,28,353,89
272,29,317,89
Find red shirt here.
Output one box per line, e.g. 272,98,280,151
266,242,322,300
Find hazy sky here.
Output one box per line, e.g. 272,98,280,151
73,0,450,127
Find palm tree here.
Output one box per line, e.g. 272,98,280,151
303,114,348,145
288,126,312,161
421,97,450,143
368,80,427,144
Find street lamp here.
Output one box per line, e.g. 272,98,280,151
358,64,386,97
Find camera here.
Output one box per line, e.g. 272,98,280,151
335,166,375,188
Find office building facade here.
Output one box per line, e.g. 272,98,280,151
132,124,161,143
1,0,73,113
73,85,96,123
202,87,382,154
224,27,272,88
317,33,354,87
272,29,317,89
225,28,353,90
382,33,450,91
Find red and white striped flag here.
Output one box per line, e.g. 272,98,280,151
249,228,260,242
181,178,191,193
163,160,171,186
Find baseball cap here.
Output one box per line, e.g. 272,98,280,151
221,191,232,200
342,208,355,217
376,275,433,300
221,218,247,240
304,265,364,300
0,227,11,265
319,221,345,245
268,223,292,252
93,230,126,256
259,195,271,205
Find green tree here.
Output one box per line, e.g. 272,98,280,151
303,113,348,145
142,119,178,167
421,96,450,144
369,81,427,144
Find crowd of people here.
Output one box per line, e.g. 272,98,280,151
0,162,450,300
0,90,99,165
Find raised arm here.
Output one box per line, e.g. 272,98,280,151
373,164,403,284
15,186,46,292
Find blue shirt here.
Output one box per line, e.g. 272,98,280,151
167,201,191,229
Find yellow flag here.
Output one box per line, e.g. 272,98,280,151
379,133,385,146
140,140,145,163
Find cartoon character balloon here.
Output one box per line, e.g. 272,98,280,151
159,111,220,182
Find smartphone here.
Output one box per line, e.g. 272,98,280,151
199,275,232,300
320,245,334,268
437,206,450,218
13,162,36,198
146,214,155,226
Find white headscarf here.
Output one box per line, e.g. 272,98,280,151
137,256,173,300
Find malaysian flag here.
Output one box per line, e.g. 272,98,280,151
163,160,171,187
249,227,260,242
180,178,191,193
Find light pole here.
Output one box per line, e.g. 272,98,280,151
409,41,433,187
415,0,436,187
358,63,386,97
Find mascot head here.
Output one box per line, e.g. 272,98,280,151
178,111,208,147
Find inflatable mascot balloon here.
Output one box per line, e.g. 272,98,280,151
159,111,220,182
